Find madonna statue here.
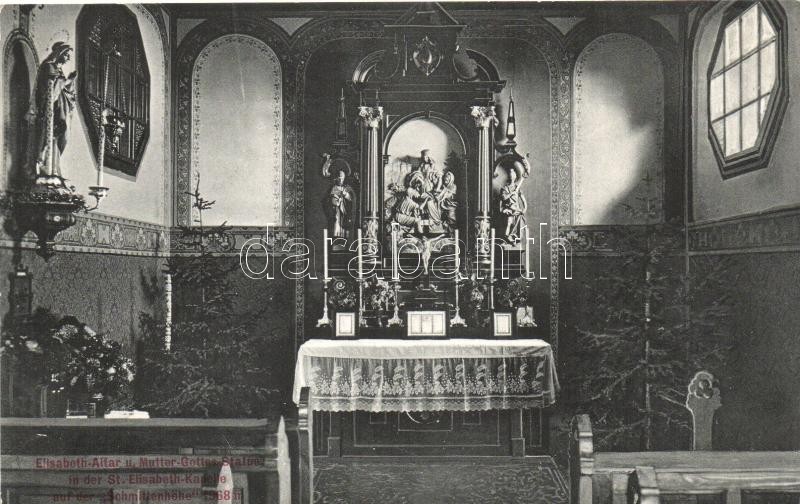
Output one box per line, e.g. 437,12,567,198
32,42,77,178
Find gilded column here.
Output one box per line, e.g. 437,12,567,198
470,105,498,260
358,104,384,262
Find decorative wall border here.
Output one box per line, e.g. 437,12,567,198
169,225,293,256
461,17,570,355
688,206,800,255
286,16,387,354
0,212,169,257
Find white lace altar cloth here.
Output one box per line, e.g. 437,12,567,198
292,339,559,412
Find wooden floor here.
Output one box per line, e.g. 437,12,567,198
313,456,568,504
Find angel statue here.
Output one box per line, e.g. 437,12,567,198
31,42,77,179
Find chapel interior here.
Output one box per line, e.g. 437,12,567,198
1,2,799,503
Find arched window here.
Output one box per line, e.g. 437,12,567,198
707,1,787,178
77,5,150,177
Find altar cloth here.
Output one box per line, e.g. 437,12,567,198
292,339,559,412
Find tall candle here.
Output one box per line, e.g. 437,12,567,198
490,228,496,280
524,225,530,278
391,224,398,280
322,228,329,280
357,228,363,279
454,229,460,277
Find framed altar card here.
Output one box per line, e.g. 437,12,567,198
335,312,358,338
493,312,514,337
407,310,448,338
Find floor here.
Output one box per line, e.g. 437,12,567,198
313,456,569,504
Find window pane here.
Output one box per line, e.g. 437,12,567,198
725,19,741,65
725,111,740,156
710,75,725,120
741,53,759,104
761,10,776,42
760,42,776,92
760,94,770,124
725,65,741,112
741,5,759,55
712,119,725,149
741,102,759,149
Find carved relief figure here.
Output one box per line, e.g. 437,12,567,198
499,166,527,244
32,42,77,178
386,149,459,237
323,168,355,240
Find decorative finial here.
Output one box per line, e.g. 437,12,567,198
506,96,516,141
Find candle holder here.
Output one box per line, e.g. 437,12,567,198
387,280,403,327
450,279,467,327
357,278,367,328
316,278,332,327
84,185,110,212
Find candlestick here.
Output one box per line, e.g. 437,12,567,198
322,228,329,280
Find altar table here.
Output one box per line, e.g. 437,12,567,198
292,339,559,412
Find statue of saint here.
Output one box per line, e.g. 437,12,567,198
323,168,355,240
32,42,77,178
436,170,458,232
499,167,527,244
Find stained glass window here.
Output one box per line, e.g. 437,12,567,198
78,5,150,177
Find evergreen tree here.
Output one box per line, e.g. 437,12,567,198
137,174,278,417
562,174,731,450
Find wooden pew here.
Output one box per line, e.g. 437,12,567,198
0,416,291,504
569,415,800,504
628,462,800,504
285,387,313,504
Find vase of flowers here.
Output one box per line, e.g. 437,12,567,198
1,308,134,417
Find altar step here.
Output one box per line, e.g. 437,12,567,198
313,456,568,504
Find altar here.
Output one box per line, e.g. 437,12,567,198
292,338,558,457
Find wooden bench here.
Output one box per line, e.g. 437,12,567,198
0,416,291,504
569,415,800,504
629,462,800,504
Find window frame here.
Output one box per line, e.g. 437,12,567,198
706,0,788,179
77,5,150,177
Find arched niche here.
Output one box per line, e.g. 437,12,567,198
383,115,468,236
191,34,282,226
573,33,665,225
3,33,37,190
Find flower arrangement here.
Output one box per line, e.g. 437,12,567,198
327,279,357,311
365,277,393,312
1,308,134,411
494,277,531,309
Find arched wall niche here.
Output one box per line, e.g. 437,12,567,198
190,34,283,226
2,31,38,190
174,17,291,228
568,17,682,224
572,32,666,225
